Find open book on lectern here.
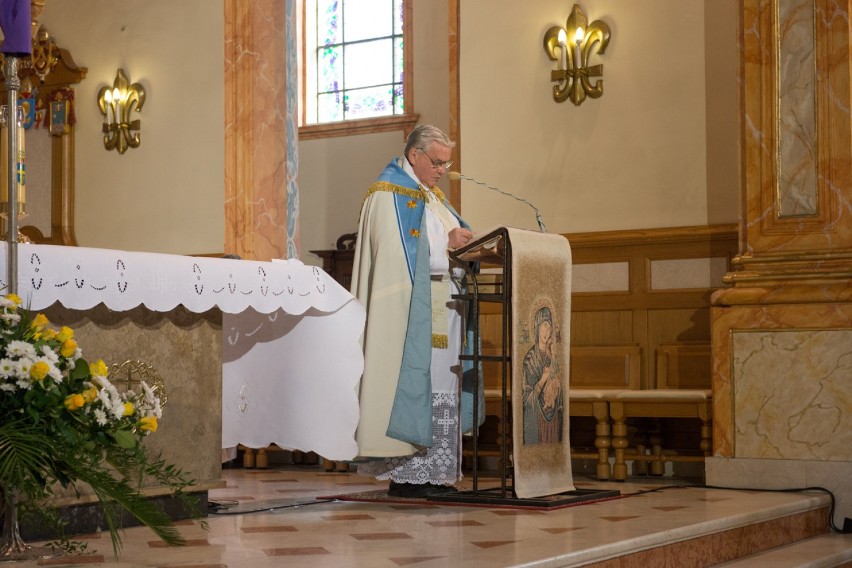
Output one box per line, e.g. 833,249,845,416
450,225,509,264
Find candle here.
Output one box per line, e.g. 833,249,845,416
574,27,583,71
16,106,25,207
104,90,114,126
0,118,7,205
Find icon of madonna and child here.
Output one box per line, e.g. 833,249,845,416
521,303,565,446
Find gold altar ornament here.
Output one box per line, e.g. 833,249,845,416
543,4,611,106
97,68,146,154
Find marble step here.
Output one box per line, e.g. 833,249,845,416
577,496,833,567
712,533,852,567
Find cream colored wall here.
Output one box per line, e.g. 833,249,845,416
458,0,739,234
40,0,224,255
704,0,740,225
299,0,450,264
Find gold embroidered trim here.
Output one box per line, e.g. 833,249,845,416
432,333,449,349
432,186,447,203
365,181,427,202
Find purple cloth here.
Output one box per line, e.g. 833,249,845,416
0,0,32,56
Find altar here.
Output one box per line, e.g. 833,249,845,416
0,243,364,506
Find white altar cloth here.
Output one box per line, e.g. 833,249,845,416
0,243,364,461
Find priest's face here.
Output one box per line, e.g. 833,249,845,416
410,143,452,188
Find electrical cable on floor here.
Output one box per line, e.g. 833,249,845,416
597,482,849,534
207,498,338,515
701,484,850,534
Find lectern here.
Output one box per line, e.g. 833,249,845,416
433,227,618,507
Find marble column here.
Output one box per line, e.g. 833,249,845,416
224,0,300,261
708,0,852,527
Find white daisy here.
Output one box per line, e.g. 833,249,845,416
0,312,21,324
93,408,108,426
0,358,16,379
7,340,36,359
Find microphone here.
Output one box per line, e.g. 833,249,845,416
448,171,547,233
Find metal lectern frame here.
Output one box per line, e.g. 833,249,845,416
451,227,514,500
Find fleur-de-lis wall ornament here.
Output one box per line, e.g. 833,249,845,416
543,4,611,106
97,69,146,154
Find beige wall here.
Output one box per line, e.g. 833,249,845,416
458,0,739,234
41,0,225,255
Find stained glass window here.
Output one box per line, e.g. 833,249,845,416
304,0,406,125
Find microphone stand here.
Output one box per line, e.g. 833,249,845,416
449,172,547,232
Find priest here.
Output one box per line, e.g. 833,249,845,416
351,124,479,498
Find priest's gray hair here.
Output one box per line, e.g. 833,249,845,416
404,124,455,159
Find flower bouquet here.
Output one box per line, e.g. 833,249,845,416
0,293,196,558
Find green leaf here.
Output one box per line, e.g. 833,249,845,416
70,359,90,381
112,429,137,449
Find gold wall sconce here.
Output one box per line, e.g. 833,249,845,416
543,4,611,106
97,69,146,154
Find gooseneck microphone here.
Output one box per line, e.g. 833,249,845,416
448,171,547,233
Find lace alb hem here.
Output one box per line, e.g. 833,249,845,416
358,392,461,484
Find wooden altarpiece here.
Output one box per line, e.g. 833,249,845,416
0,32,86,246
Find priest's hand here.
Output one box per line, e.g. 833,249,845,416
448,227,474,249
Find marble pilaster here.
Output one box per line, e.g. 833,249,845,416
710,0,852,528
224,0,299,261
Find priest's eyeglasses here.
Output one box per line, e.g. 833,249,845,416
420,149,453,171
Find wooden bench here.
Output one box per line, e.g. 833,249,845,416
479,387,711,481
608,389,712,480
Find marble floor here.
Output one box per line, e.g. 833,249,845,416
10,464,852,568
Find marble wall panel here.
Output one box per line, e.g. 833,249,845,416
732,329,852,461
777,0,817,217
711,302,852,457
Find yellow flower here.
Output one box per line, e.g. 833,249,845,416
30,361,50,381
60,338,78,358
410,228,420,238
5,293,21,306
64,393,85,411
90,359,109,378
139,416,158,433
82,387,98,403
30,313,49,332
122,402,134,417
42,328,57,340
57,326,75,342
